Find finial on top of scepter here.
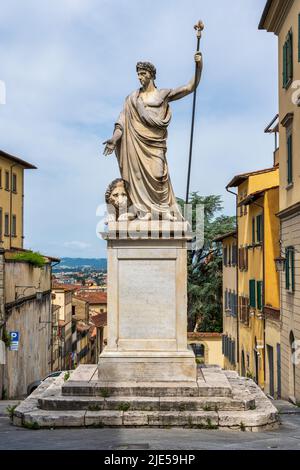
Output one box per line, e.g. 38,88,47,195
194,20,204,39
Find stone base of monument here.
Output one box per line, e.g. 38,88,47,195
13,365,279,431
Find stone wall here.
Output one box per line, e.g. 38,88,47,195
3,259,52,398
4,295,51,398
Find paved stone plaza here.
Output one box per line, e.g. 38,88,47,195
0,400,300,450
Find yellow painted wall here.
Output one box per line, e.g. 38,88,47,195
189,336,223,368
237,169,280,389
0,155,24,250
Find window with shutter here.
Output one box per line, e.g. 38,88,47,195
241,248,245,271
224,289,228,310
4,214,9,236
224,246,228,266
286,247,295,292
283,41,287,86
245,247,248,270
252,217,255,244
288,30,293,83
250,280,256,308
256,215,263,243
287,134,293,185
232,244,237,266
5,171,9,191
257,281,263,311
283,30,293,88
286,247,290,290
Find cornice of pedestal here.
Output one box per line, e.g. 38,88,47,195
100,220,193,241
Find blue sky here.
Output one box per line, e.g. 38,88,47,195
0,0,278,258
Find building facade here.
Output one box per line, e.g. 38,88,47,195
214,231,238,371
226,166,281,397
259,0,300,402
51,284,76,370
0,149,36,251
188,333,223,368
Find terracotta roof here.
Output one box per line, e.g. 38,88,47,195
0,149,37,169
90,312,107,328
188,332,222,339
76,291,107,304
52,283,81,292
226,166,278,188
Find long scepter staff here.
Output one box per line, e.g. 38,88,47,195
185,20,204,204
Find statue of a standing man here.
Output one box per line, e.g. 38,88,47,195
103,53,203,221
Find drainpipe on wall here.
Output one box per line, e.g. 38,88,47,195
226,186,239,369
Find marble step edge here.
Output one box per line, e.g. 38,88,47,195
12,409,279,432
61,382,232,398
38,395,254,412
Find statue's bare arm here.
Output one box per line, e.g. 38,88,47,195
168,52,203,102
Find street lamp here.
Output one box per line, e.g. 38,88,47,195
274,255,286,273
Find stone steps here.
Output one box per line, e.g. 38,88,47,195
61,381,232,398
12,367,280,432
13,408,278,431
38,395,254,412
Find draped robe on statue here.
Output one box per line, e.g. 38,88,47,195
114,88,183,219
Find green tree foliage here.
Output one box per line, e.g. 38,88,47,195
177,193,236,332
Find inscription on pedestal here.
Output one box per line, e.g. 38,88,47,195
119,259,176,339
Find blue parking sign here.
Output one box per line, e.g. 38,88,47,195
10,331,19,351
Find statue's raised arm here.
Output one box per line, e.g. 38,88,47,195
168,52,203,102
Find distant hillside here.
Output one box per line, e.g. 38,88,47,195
53,258,107,271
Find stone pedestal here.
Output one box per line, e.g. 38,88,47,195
98,221,197,383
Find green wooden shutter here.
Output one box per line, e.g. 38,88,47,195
285,247,290,290
256,215,263,242
283,41,287,87
287,134,293,184
249,280,256,308
257,281,263,311
288,30,293,82
291,248,295,292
